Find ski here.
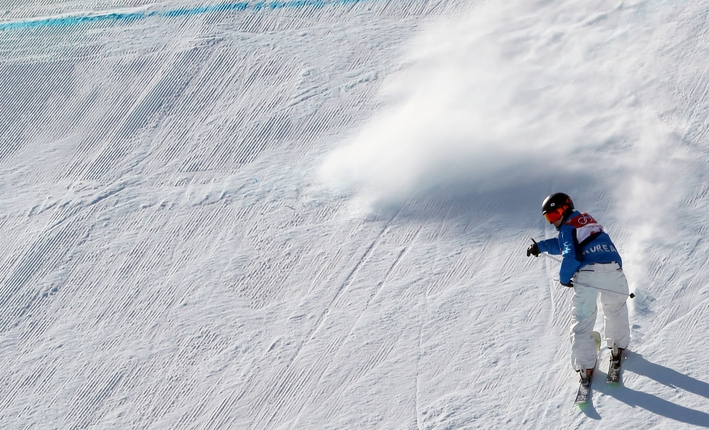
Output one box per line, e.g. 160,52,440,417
574,332,602,405
574,374,593,405
606,344,624,384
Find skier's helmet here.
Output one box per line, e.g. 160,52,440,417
541,193,574,224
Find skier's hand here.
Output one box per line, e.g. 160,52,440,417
560,280,574,288
526,241,540,257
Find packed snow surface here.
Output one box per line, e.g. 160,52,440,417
2,0,709,428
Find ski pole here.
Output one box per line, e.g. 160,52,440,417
532,239,635,298
539,252,562,264
531,239,564,264
554,279,635,299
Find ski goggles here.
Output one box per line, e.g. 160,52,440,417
543,207,565,224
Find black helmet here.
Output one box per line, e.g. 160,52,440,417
541,193,574,224
541,192,574,214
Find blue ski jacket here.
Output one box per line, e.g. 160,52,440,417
536,211,622,284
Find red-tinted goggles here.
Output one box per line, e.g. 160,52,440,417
544,207,565,224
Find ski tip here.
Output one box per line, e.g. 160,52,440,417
606,371,622,384
574,395,590,406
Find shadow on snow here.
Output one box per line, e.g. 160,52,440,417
588,351,709,427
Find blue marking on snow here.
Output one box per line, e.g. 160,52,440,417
0,0,364,31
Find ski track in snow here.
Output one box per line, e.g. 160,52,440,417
2,0,709,428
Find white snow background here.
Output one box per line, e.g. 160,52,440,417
1,0,709,428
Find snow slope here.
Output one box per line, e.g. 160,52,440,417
1,0,709,428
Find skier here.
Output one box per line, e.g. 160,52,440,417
526,193,630,385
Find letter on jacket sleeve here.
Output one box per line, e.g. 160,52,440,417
558,225,581,284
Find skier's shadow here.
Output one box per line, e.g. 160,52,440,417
591,351,709,427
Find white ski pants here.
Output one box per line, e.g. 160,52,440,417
570,262,630,371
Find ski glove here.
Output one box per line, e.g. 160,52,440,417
526,242,540,257
560,281,573,288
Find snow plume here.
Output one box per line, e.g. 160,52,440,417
319,0,692,217
615,121,691,287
